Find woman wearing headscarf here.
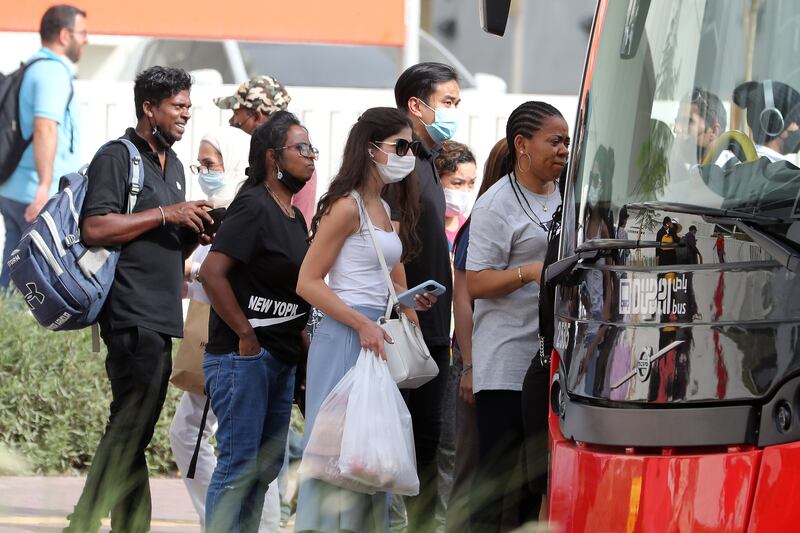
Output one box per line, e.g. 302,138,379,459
168,125,281,532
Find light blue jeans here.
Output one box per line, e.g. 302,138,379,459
203,347,295,533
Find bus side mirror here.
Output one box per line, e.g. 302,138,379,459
479,0,511,36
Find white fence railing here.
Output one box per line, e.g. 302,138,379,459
0,81,577,260
75,81,578,202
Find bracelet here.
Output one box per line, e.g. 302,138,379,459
461,364,473,376
158,206,166,227
517,266,525,284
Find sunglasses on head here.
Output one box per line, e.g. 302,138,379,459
372,139,422,157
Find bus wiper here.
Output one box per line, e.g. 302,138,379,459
546,239,675,285
626,201,800,271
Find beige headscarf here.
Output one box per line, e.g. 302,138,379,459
199,126,251,208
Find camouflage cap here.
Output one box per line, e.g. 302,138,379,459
213,75,291,115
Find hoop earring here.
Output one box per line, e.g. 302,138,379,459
517,152,532,174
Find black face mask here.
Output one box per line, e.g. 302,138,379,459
148,116,175,150
783,129,800,154
277,166,307,194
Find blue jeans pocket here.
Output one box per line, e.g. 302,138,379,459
233,346,268,360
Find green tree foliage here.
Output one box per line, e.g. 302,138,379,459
0,297,180,475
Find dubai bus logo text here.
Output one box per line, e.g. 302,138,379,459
619,275,688,316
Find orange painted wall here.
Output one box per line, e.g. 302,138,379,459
1,0,406,46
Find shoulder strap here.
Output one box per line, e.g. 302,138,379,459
23,57,75,152
99,139,144,215
352,191,399,319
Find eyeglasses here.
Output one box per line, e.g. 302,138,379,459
189,163,222,175
278,143,319,160
373,139,421,157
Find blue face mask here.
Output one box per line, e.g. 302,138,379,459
198,170,226,196
420,100,460,143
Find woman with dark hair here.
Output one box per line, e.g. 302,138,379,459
467,102,569,530
199,110,316,532
294,107,423,532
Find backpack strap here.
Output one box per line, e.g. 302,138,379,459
115,139,144,215
98,139,144,215
21,57,74,150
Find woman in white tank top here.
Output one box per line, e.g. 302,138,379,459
295,107,428,533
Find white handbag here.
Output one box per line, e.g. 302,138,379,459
356,193,439,389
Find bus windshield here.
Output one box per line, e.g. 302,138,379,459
573,0,800,254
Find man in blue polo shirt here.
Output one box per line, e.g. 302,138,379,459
0,4,87,291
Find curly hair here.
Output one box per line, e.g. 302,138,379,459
434,141,476,178
133,66,193,120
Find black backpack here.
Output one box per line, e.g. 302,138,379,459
0,58,73,184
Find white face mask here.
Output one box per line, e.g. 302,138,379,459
587,184,601,205
371,144,416,184
444,188,472,217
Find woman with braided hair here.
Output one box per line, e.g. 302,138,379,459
466,101,568,530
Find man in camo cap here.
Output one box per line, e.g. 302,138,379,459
213,74,291,134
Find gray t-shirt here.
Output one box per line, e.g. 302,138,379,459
466,175,560,393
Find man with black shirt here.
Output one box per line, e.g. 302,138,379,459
656,216,678,266
64,66,212,533
391,62,461,532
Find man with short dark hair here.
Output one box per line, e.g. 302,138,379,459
656,216,677,266
64,66,213,533
673,87,727,164
682,224,702,264
390,61,461,533
0,4,87,291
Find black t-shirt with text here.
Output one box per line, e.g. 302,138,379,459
81,128,190,338
205,185,310,364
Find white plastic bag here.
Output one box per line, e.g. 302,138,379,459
298,367,374,493
338,351,419,496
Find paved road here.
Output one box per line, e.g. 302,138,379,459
0,476,299,532
0,476,199,532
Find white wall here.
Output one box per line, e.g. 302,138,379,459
0,80,577,256
75,81,577,202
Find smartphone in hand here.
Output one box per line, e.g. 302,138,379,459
397,280,446,308
203,207,227,235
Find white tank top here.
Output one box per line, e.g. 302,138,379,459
328,192,403,309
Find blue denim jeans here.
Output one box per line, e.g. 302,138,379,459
0,196,28,292
203,347,296,533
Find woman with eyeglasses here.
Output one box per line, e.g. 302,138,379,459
169,124,285,531
199,111,316,532
294,107,424,533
